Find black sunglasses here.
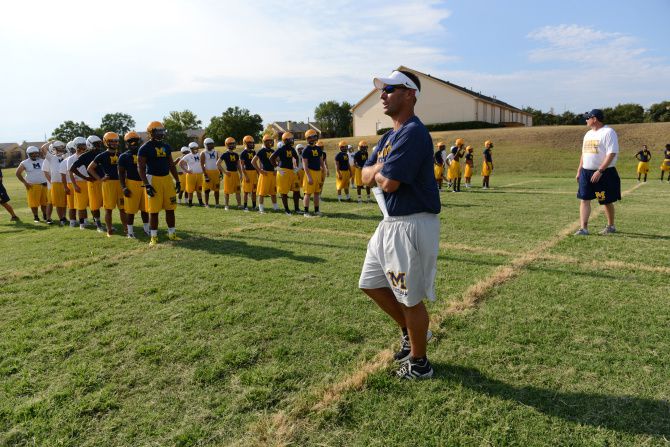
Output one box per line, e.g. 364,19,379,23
382,84,408,94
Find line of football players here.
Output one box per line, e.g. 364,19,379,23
433,139,495,192
9,121,375,243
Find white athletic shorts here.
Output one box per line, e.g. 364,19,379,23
359,213,440,307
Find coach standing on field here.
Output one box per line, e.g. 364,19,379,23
360,70,441,380
574,109,621,236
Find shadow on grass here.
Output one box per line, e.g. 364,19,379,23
176,231,326,263
436,363,670,438
616,231,670,241
321,212,383,221
230,233,365,251
0,220,52,232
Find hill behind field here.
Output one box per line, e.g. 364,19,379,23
317,122,670,177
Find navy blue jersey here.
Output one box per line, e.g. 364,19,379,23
465,152,473,163
434,150,444,164
138,140,173,176
118,150,142,181
94,151,120,180
71,149,102,178
220,151,239,171
353,150,368,168
665,149,670,160
303,144,323,170
272,146,298,169
636,150,651,162
483,148,493,163
335,151,350,170
256,147,275,171
364,116,440,216
240,148,256,170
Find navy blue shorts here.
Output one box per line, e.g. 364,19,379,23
577,167,621,205
0,183,9,204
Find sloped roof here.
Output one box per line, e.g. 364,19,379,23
352,65,528,114
0,143,20,152
20,141,47,149
271,121,321,133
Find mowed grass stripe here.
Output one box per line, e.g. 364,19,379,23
248,181,644,446
0,222,278,286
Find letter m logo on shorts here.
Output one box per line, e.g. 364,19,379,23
596,191,606,201
387,271,407,290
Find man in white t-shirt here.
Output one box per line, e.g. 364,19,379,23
16,146,48,222
199,139,221,208
43,141,68,225
60,145,79,227
178,146,204,207
574,109,621,235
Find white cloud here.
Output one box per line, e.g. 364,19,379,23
0,0,453,141
434,24,670,114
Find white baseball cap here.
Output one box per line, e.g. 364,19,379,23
373,70,421,98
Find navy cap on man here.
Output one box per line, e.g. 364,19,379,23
584,109,604,121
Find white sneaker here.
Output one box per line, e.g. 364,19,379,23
600,225,616,235
573,228,589,236
224,206,229,211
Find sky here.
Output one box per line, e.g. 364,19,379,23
1,0,668,142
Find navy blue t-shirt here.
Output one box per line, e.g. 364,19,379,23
364,116,440,216
118,150,142,181
256,147,275,171
303,144,323,170
353,150,368,168
483,148,492,163
240,149,256,170
71,148,103,178
94,151,120,180
138,140,173,176
335,151,350,170
272,146,298,169
636,150,651,162
220,151,239,171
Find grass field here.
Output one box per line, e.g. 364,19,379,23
1,124,670,446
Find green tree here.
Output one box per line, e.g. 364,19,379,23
314,101,353,137
99,113,136,136
603,103,644,124
164,110,202,130
162,110,201,150
52,120,96,142
205,107,263,144
645,101,670,122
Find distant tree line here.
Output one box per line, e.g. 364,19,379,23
49,100,356,148
524,101,670,126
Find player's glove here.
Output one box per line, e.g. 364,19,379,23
175,181,181,194
143,184,156,197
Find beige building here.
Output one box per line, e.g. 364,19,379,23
268,121,321,140
351,66,532,136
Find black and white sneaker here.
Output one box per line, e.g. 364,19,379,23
33,216,40,223
395,357,434,380
46,219,53,225
394,329,433,363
